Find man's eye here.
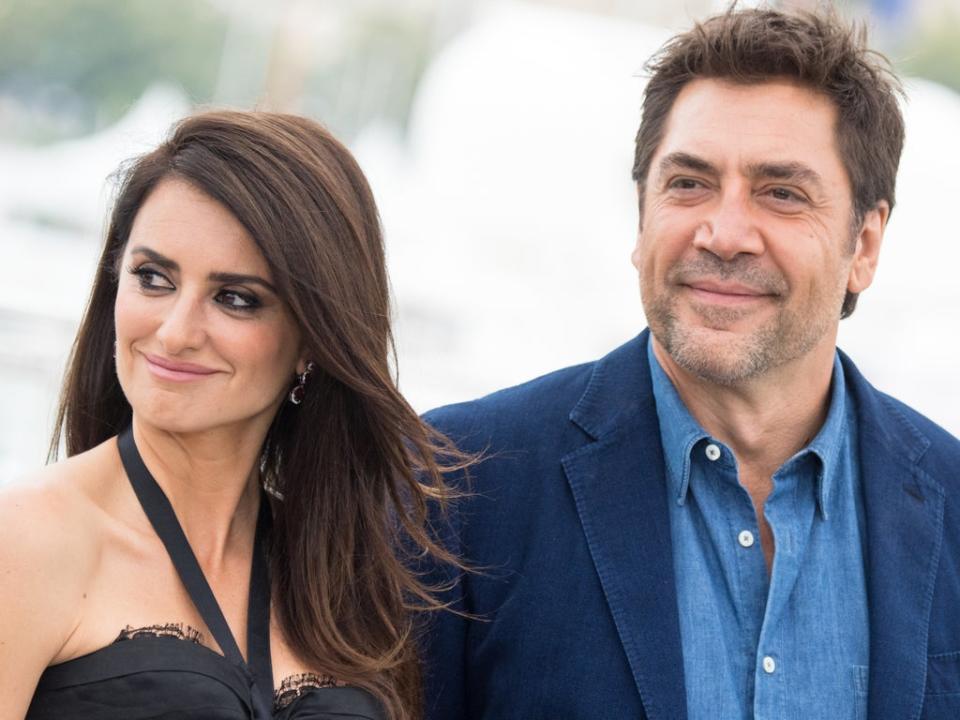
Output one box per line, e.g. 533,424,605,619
769,187,803,203
216,290,260,312
669,178,702,190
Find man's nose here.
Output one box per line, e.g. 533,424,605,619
692,187,764,261
155,294,207,354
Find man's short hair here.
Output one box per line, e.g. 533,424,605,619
632,7,906,318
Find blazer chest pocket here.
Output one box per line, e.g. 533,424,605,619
922,651,960,720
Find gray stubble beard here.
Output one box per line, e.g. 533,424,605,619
642,275,842,387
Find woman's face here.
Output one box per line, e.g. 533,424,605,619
114,177,304,436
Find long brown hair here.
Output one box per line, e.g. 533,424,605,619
50,110,468,719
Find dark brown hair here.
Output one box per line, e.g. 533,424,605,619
50,110,469,719
632,6,906,318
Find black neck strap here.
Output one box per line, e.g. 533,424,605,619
118,425,274,717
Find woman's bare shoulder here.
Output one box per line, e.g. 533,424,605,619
1,439,119,544
0,443,123,712
0,441,120,657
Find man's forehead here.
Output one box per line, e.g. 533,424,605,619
650,78,843,178
667,76,838,121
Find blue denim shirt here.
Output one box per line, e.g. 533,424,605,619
648,342,870,720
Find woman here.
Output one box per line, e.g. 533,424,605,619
0,111,465,719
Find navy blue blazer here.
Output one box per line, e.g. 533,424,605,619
423,331,960,720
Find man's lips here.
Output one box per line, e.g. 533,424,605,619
682,280,777,304
143,353,219,382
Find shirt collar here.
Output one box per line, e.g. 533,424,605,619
647,340,848,519
647,340,710,507
795,352,848,520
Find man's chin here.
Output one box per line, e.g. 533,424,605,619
671,319,757,344
656,324,774,386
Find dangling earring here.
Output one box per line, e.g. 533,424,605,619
289,362,316,405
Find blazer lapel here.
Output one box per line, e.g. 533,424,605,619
562,332,687,720
556,344,945,720
843,355,946,720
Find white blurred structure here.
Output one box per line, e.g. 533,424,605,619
0,86,191,478
359,2,668,406
363,1,960,428
1,1,958,479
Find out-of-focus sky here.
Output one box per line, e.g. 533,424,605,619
1,0,959,479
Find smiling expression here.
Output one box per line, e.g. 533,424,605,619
633,78,880,385
114,177,303,434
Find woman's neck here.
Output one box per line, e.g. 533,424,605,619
128,417,266,568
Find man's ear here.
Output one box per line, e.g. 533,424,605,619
847,201,889,294
632,184,645,271
631,227,643,271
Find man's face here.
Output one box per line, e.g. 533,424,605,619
633,78,883,385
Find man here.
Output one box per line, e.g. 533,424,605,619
422,7,960,720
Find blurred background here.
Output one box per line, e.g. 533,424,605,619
1,0,958,480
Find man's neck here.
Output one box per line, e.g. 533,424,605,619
651,336,836,475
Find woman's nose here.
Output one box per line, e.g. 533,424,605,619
154,295,207,354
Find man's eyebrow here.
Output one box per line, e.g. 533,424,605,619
656,154,826,192
657,152,720,177
129,246,277,294
746,161,824,190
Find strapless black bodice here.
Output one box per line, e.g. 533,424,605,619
26,426,384,720
27,636,384,719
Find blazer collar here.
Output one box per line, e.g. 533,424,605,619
563,330,688,720
569,330,656,441
563,337,946,720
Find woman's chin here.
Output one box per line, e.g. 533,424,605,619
128,394,219,434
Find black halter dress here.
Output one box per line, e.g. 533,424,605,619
26,426,385,720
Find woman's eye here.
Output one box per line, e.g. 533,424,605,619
130,267,174,290
216,289,260,312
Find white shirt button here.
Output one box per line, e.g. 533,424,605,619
762,656,776,674
705,444,721,461
738,530,755,548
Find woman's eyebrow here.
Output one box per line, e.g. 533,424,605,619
130,246,277,293
208,272,277,294
130,245,178,270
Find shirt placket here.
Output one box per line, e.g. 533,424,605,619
752,458,817,720
694,439,769,717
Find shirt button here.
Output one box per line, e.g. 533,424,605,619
705,444,721,461
762,656,776,674
738,530,755,548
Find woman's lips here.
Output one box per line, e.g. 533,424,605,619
143,353,218,382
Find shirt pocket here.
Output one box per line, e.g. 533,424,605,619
922,651,960,720
853,665,869,720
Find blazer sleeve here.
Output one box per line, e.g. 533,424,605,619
420,404,479,720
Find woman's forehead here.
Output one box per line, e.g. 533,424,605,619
126,177,273,281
